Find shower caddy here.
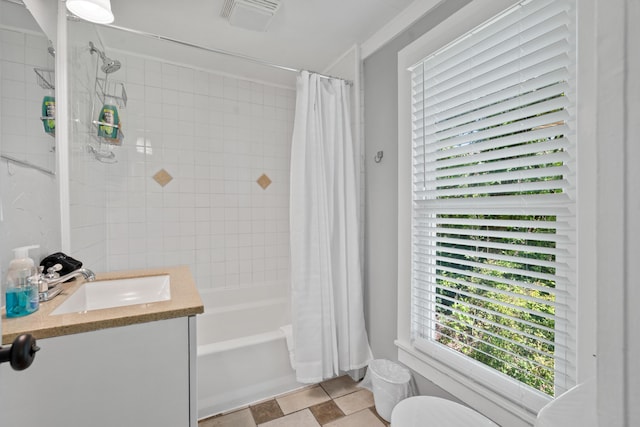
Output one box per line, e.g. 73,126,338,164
88,78,126,162
0,66,57,176
88,42,127,163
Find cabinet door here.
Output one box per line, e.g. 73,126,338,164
0,317,191,427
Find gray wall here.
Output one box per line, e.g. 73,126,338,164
362,0,470,396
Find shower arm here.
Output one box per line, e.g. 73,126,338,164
89,41,106,63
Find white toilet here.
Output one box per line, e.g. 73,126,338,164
534,379,596,427
391,379,596,427
391,396,498,426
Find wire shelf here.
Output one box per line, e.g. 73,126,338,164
34,68,55,90
96,78,127,108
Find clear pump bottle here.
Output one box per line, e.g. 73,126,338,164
4,245,40,318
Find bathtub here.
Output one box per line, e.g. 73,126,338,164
196,282,302,419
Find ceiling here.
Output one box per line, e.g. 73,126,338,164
94,0,416,86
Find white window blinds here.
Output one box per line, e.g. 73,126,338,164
410,0,576,399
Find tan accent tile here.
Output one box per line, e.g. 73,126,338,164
199,408,256,427
324,408,386,427
152,168,173,187
276,385,331,415
333,389,375,415
256,173,272,190
250,399,284,425
309,400,345,425
320,375,360,398
258,409,320,427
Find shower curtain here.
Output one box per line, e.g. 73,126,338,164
290,71,372,383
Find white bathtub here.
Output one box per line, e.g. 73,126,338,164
196,282,301,419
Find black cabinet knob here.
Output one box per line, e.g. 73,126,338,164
0,334,40,371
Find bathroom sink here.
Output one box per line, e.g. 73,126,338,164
51,275,171,315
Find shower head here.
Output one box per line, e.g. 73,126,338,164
89,41,121,74
101,57,121,74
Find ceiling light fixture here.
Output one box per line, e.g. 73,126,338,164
66,0,114,24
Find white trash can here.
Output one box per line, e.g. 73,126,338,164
362,359,414,422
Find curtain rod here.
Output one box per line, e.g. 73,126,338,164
91,22,353,85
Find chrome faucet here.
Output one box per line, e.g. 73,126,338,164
37,264,96,302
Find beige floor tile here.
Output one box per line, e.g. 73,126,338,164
324,408,385,427
333,389,375,415
276,385,331,415
258,409,320,427
199,408,256,427
320,375,360,398
371,407,391,427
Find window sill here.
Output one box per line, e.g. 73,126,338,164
396,339,539,427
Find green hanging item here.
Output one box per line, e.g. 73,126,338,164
97,104,120,140
41,96,55,135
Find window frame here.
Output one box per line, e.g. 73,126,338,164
396,0,597,425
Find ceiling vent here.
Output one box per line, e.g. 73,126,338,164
221,0,282,32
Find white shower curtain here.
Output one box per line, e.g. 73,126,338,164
289,71,372,383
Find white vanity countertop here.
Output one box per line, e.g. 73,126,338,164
2,265,204,344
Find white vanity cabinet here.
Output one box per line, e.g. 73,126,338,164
0,316,198,427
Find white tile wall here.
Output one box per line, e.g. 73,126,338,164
0,29,55,170
68,36,109,273
0,28,60,275
70,48,294,291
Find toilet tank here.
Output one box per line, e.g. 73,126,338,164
535,379,597,427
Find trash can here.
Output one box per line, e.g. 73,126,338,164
361,359,414,422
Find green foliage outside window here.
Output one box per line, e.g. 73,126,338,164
433,214,557,396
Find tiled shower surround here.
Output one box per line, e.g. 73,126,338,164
70,40,294,290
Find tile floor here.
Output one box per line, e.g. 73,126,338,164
199,375,390,427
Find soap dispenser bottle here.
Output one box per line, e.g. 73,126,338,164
5,245,40,318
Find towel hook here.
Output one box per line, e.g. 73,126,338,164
374,151,384,163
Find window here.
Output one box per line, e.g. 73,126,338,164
408,0,576,402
